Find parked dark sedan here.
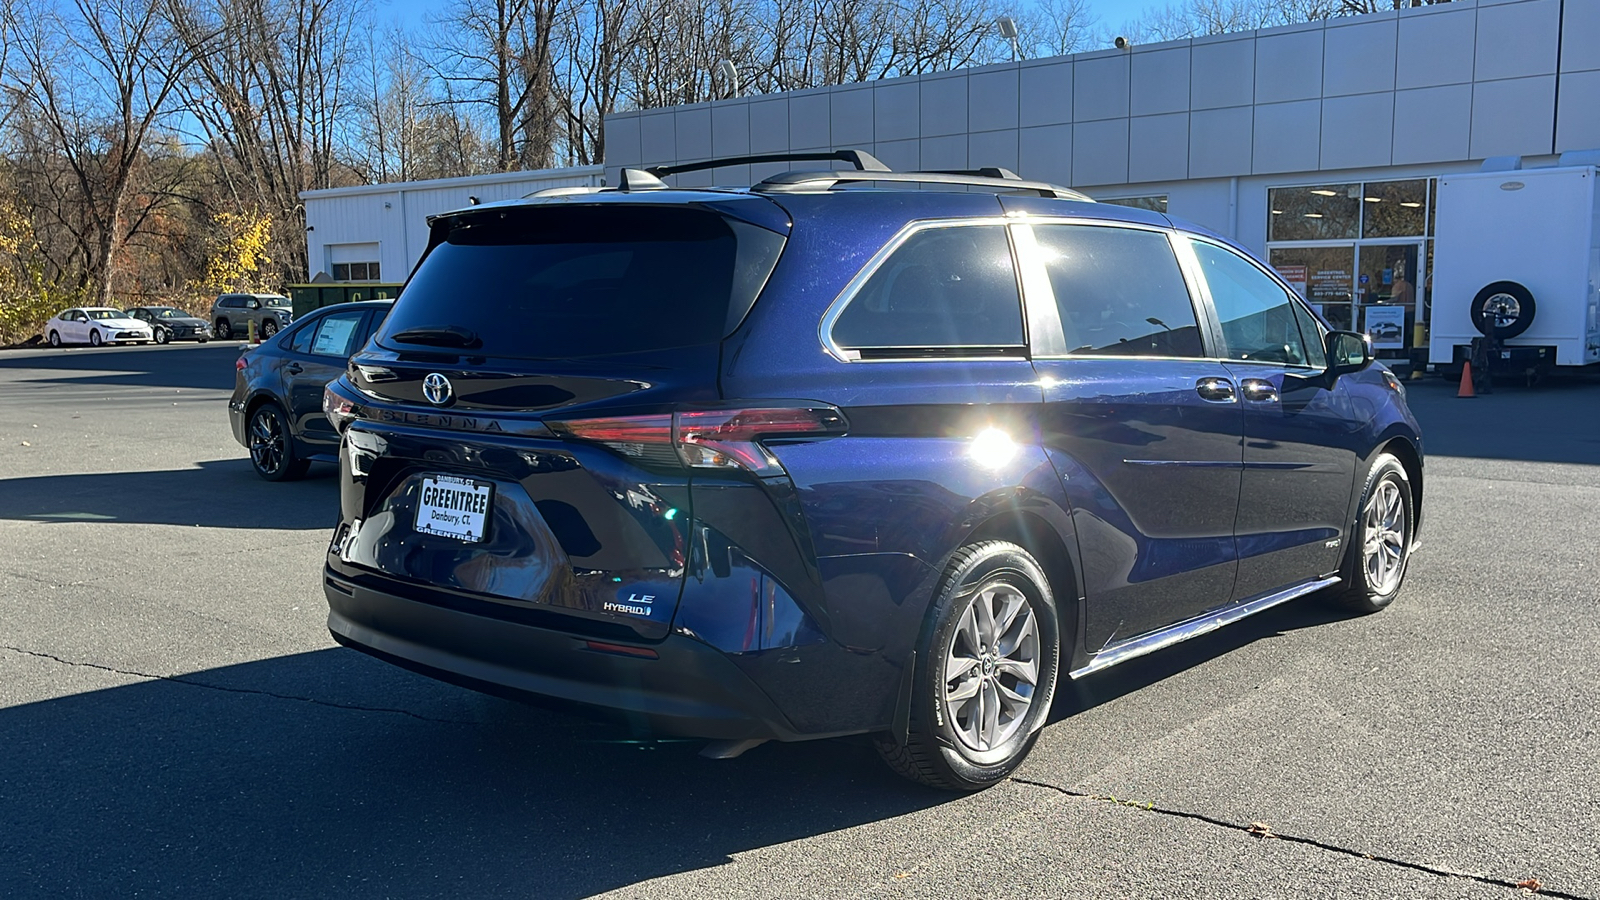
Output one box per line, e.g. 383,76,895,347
124,306,212,343
228,300,392,480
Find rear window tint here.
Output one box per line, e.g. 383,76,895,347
831,224,1024,352
378,206,784,360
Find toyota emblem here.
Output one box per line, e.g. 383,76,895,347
422,373,453,406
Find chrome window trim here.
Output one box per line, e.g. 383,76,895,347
818,216,1028,363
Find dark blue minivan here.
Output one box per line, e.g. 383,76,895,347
321,153,1422,790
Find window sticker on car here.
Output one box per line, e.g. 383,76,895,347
311,316,360,356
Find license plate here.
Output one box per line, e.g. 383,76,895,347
415,475,493,542
1500,350,1512,359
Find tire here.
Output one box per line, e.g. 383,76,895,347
261,319,278,338
154,327,169,344
198,338,209,344
48,331,60,347
1470,281,1536,340
875,541,1061,791
89,329,102,347
215,319,232,340
247,402,310,482
1332,453,1415,614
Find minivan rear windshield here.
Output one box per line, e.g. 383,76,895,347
376,205,785,360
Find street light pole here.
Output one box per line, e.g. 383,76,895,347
995,16,1020,63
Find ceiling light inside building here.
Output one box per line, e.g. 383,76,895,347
1364,197,1382,203
1303,213,1324,218
1400,201,1422,208
1309,189,1338,197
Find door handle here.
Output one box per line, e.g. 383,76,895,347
1239,378,1279,403
285,362,303,375
1195,377,1237,403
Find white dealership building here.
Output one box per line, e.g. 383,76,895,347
304,0,1598,353
601,0,1599,343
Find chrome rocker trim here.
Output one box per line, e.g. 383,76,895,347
1069,575,1341,680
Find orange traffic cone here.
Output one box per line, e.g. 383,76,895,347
1457,361,1475,398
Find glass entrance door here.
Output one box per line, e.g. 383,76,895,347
1356,243,1422,355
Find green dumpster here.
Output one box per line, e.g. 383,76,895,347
288,282,403,319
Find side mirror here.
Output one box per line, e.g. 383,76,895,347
1325,330,1372,379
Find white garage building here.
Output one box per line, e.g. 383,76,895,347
301,166,603,283
602,0,1600,344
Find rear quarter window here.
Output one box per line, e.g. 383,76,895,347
830,224,1024,355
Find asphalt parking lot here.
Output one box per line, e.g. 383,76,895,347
2,343,1598,899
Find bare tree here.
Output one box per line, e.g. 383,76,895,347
167,0,367,281
4,0,199,303
429,0,564,170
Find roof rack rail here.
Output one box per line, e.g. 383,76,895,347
753,169,1093,201
921,167,1023,180
526,185,606,198
645,150,890,178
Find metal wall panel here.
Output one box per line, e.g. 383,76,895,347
749,98,789,153
1074,52,1129,121
1073,118,1129,185
1130,46,1191,117
1252,100,1321,174
1190,36,1254,110
1323,15,1397,97
968,67,1019,132
1396,5,1476,90
920,73,968,136
1254,25,1324,104
1469,75,1556,158
1019,60,1072,127
1320,92,1394,170
1393,84,1473,164
1474,0,1559,82
1128,113,1189,183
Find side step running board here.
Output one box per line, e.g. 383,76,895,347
1069,576,1340,680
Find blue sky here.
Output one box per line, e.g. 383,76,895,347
372,0,1172,41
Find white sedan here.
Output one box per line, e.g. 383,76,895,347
44,307,155,347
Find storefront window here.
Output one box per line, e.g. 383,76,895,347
1266,177,1438,355
1268,184,1360,241
1361,179,1427,238
1268,246,1355,331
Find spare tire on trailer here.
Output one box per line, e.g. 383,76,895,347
1470,281,1536,339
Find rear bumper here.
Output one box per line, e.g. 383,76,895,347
324,568,809,742
227,399,247,448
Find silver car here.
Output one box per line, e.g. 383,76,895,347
210,293,292,340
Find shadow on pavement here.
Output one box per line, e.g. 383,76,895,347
0,647,941,899
0,344,243,392
1402,375,1600,466
0,459,337,529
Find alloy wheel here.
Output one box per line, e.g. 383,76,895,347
249,407,285,475
1362,478,1408,595
942,582,1041,753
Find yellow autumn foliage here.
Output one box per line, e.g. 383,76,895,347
199,211,277,297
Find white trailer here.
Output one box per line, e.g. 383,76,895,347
1429,162,1600,375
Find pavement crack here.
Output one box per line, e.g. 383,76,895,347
1009,775,1588,900
1,645,481,727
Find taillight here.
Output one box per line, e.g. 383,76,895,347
549,406,847,475
549,414,678,468
323,384,360,433
235,355,248,371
